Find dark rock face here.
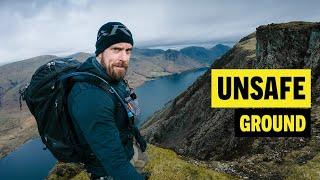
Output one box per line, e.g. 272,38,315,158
142,22,320,178
255,22,320,102
255,22,320,69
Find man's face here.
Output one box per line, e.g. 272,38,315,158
98,42,132,81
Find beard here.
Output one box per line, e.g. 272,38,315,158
102,60,128,81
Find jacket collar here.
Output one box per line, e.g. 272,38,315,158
79,56,121,84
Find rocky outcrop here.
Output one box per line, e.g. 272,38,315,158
255,22,320,101
142,21,320,179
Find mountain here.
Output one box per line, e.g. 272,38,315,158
209,44,231,59
0,45,230,158
131,48,165,57
142,21,320,179
67,52,93,61
180,44,230,65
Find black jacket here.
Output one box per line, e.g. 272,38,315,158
67,57,143,179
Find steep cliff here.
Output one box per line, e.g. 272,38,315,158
142,21,320,179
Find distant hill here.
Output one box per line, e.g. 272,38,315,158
67,52,93,62
180,44,230,65
132,48,165,57
209,44,231,59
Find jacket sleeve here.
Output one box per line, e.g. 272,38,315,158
68,85,143,180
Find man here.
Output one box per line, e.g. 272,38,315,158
67,22,147,180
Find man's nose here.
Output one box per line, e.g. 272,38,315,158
119,51,130,61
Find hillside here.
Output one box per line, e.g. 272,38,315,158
142,21,320,179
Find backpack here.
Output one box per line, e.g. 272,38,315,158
21,57,146,163
20,57,84,162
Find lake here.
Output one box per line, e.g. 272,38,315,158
0,68,208,180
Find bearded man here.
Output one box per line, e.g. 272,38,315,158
68,22,147,180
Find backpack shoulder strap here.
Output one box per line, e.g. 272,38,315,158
63,72,112,92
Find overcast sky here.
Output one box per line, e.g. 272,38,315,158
0,0,319,65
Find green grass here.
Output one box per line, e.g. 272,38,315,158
47,144,234,180
142,144,233,180
285,153,320,180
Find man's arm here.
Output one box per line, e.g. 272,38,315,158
68,85,144,180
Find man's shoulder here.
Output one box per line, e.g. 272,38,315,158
68,81,113,102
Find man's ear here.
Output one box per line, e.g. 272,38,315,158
96,53,102,63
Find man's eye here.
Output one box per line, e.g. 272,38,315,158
112,48,121,52
126,49,132,55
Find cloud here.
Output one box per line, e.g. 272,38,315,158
0,0,319,64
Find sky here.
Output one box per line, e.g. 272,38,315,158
0,0,319,65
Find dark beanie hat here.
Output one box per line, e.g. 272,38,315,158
95,22,134,56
